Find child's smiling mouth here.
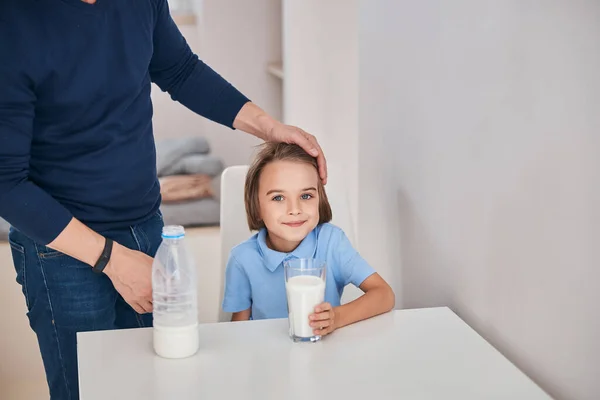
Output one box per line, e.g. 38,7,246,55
282,221,307,228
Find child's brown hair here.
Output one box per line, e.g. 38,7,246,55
244,143,332,231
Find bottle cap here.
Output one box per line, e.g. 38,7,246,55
162,225,185,239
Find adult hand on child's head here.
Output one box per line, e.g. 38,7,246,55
310,302,336,336
232,102,328,183
266,122,328,185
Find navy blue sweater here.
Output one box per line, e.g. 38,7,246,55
0,0,249,245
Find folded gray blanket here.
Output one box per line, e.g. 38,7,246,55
155,136,224,178
160,154,224,177
156,136,210,174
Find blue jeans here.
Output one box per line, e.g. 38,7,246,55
8,211,164,400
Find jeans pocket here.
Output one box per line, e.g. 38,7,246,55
139,211,164,257
8,239,30,310
37,246,65,259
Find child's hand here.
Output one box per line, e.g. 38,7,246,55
309,302,336,336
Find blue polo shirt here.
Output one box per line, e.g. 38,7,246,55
222,223,376,320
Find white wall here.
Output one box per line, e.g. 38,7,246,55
358,1,600,399
152,0,283,167
151,23,205,143
283,0,359,237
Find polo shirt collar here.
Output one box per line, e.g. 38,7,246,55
257,228,318,272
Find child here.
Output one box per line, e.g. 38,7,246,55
222,143,395,337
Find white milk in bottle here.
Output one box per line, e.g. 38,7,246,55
152,225,199,358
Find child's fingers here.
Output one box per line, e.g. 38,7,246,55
309,311,331,321
313,302,331,313
310,318,331,329
311,303,335,334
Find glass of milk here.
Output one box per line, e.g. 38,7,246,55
284,258,326,342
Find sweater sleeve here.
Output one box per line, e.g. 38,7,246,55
149,0,250,128
0,62,73,245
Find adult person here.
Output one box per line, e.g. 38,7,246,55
0,0,327,399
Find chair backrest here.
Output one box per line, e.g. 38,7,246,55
218,165,253,322
217,163,360,322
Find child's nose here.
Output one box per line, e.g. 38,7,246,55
287,199,301,215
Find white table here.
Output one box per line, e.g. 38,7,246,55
77,307,551,399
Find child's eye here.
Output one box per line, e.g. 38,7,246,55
301,193,313,200
272,195,284,201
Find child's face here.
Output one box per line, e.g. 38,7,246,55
258,160,320,250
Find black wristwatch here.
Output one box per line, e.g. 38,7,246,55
92,237,113,274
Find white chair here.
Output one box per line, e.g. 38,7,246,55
217,164,361,322
218,165,253,322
